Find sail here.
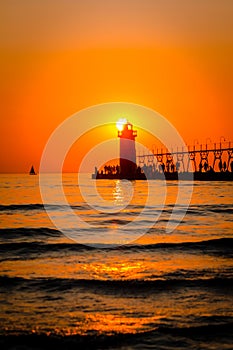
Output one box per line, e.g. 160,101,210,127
29,166,36,175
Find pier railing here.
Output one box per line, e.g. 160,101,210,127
137,141,233,173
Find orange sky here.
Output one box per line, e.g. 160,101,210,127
0,0,233,173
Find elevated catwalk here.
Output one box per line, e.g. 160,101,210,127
136,142,233,181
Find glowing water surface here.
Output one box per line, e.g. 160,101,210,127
0,174,232,349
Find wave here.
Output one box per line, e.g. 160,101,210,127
0,202,232,214
0,227,62,239
0,203,89,212
1,276,232,293
0,319,232,350
158,321,233,340
125,237,233,251
0,241,95,258
158,203,233,216
186,204,233,216
0,204,46,211
0,231,232,251
0,235,232,264
1,317,231,349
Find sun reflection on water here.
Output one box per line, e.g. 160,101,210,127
80,313,161,335
112,180,134,206
82,261,145,279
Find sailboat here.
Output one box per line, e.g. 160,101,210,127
29,165,36,175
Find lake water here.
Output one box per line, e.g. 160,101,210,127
0,174,232,349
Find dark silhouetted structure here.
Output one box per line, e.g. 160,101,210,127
93,126,233,181
93,121,145,180
29,166,36,175
118,121,137,179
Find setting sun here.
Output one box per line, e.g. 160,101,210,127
116,118,127,131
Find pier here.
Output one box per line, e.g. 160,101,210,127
137,141,233,180
93,119,233,180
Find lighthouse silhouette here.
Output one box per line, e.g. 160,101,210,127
118,121,137,179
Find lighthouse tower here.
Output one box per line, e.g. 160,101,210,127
118,121,137,179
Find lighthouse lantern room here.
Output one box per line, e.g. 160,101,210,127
118,121,137,179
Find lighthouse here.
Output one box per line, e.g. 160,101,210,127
118,121,137,179
92,119,145,180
